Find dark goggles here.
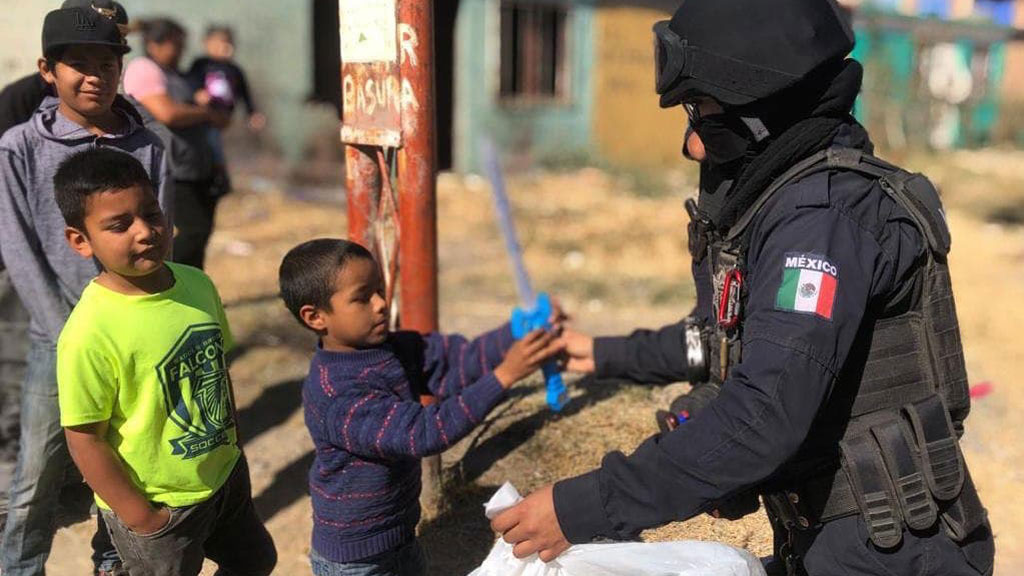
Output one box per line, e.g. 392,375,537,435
653,20,690,96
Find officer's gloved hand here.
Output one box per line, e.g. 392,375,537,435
655,381,722,432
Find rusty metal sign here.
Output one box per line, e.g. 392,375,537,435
340,0,402,147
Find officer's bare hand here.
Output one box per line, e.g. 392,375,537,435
491,484,570,562
494,330,565,388
559,328,595,374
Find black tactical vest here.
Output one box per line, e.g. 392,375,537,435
692,148,988,550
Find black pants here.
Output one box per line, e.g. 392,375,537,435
786,515,994,576
101,457,276,576
172,179,219,270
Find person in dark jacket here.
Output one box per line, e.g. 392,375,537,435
492,2,994,575
0,76,52,137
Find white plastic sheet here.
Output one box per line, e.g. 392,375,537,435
469,482,767,576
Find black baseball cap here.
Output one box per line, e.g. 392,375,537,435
42,6,131,58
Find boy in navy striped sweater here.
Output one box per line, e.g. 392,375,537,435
279,239,564,576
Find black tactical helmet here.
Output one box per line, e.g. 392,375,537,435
654,0,855,108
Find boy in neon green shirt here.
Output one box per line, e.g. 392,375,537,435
53,148,276,575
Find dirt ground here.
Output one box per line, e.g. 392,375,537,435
45,148,1024,575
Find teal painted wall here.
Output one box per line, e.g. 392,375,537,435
454,0,595,173
852,6,1013,149
969,42,1005,145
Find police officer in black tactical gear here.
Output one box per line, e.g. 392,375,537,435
491,1,995,574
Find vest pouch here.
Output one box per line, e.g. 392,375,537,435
870,419,938,531
939,468,990,543
839,432,903,548
904,394,964,501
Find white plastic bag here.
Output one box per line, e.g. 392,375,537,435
468,482,766,576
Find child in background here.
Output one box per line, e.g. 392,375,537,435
187,25,265,198
54,148,276,576
278,239,564,576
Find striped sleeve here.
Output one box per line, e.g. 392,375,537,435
326,371,507,460
422,324,514,399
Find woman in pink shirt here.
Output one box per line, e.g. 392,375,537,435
123,19,228,270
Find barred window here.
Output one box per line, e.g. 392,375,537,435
499,2,569,101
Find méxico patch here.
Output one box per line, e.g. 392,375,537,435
775,253,837,320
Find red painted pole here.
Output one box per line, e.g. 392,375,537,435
397,0,441,516
345,144,382,256
396,0,438,335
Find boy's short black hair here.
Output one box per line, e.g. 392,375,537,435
278,239,375,327
53,148,153,230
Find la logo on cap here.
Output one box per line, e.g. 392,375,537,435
75,10,97,31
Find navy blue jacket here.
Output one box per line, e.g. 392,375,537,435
553,132,926,543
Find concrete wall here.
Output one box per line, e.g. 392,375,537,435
454,0,595,173
0,1,333,165
0,5,57,87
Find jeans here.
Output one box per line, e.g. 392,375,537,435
101,457,276,576
310,539,426,576
0,343,121,575
1,343,67,575
0,270,29,520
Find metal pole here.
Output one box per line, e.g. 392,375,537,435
345,144,382,255
397,0,438,333
397,0,441,516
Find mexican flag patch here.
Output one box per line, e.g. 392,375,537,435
776,253,838,320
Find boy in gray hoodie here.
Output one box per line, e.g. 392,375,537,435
0,7,171,575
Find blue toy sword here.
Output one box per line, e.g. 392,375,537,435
481,138,568,411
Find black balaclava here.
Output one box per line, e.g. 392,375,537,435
691,114,753,167
689,110,770,219
692,58,866,229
